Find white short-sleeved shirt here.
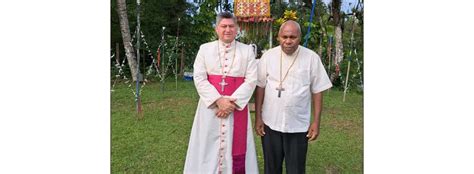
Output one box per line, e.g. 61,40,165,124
257,45,332,133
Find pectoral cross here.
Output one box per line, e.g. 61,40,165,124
276,84,285,98
219,78,228,92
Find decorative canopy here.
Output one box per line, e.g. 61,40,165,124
234,0,273,23
234,0,274,57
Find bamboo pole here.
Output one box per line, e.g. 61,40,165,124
116,43,120,65
343,60,351,102
111,43,121,92
180,46,185,76
269,22,272,48
143,49,146,77
327,36,332,76
175,18,181,91
343,12,358,102
135,0,143,118
318,35,323,56
159,27,165,93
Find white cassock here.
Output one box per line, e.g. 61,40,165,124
184,40,259,174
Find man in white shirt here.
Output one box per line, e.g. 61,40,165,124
184,12,259,174
255,20,332,174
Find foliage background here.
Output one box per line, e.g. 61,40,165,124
111,0,363,92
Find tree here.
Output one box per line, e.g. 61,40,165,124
330,0,343,83
116,0,139,81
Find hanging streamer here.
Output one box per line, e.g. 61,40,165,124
304,0,317,47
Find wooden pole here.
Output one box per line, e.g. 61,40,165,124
318,35,323,57
343,60,351,102
175,18,180,91
135,0,143,118
160,27,165,93
327,36,332,76
115,43,120,65
143,49,146,77
180,46,185,76
111,43,121,92
343,12,358,102
269,22,272,48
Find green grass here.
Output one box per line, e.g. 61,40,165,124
111,79,363,173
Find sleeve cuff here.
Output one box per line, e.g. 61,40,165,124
205,95,222,109
311,83,333,94
234,101,245,111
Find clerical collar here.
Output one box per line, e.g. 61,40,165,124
218,40,235,48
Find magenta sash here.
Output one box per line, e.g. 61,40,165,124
208,74,247,174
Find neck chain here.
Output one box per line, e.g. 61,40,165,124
216,41,237,92
276,46,300,97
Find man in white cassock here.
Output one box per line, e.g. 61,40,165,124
184,12,259,174
255,20,333,174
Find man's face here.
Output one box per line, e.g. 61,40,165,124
215,18,237,43
278,24,301,55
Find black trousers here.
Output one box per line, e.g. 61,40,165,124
261,125,308,174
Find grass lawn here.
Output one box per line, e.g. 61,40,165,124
111,79,363,173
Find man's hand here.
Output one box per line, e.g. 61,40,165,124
254,118,265,136
215,97,237,118
306,122,320,141
216,97,236,111
216,109,231,118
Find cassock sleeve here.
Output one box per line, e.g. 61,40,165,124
230,45,257,111
193,44,222,108
310,53,333,94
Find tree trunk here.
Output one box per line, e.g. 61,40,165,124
331,0,343,82
116,0,138,81
334,26,343,64
332,0,343,64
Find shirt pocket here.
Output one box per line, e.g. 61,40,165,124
284,69,311,108
290,69,310,86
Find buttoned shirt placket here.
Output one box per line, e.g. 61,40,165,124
217,41,233,173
